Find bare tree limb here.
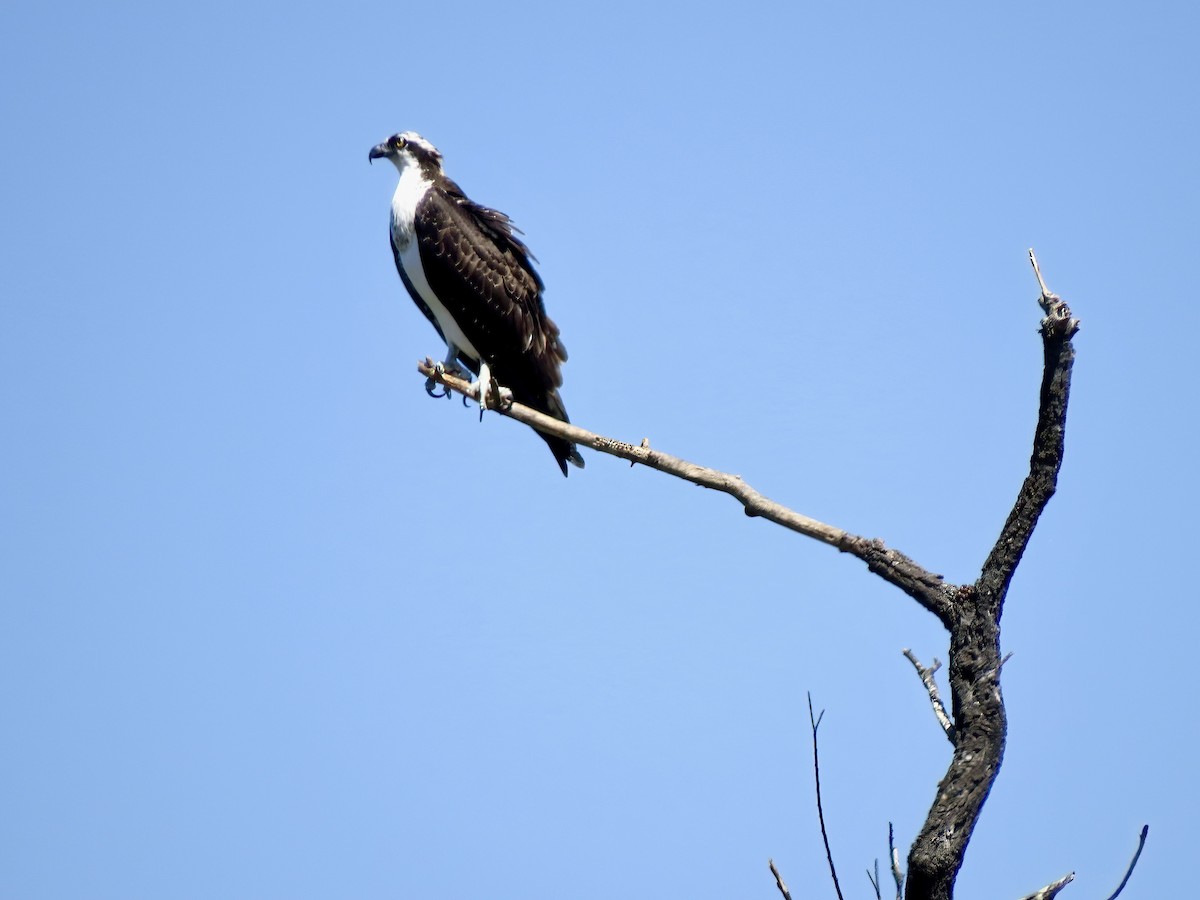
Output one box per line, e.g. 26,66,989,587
978,256,1080,617
902,650,956,744
1014,823,1146,900
868,859,882,900
903,252,1078,900
889,823,904,900
768,858,793,900
1017,872,1075,900
418,360,957,627
418,253,1082,900
1102,825,1149,900
807,693,845,900
1029,248,1054,311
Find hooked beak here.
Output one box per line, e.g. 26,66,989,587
368,143,391,164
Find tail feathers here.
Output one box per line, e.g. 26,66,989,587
538,389,584,477
472,354,582,476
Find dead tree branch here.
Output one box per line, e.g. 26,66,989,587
419,253,1088,900
807,693,845,900
868,859,882,900
902,254,1079,900
419,360,957,626
902,650,955,744
768,858,793,900
1103,825,1148,900
1016,823,1146,900
889,823,904,900
1017,872,1076,900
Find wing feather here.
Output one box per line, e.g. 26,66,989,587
413,182,579,474
416,184,565,392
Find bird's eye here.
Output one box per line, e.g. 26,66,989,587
391,135,407,150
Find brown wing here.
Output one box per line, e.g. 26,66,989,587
414,182,580,474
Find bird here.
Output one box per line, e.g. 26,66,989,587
369,131,584,476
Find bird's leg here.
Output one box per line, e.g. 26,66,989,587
471,361,493,421
440,345,466,377
466,362,510,419
470,364,512,419
425,344,465,399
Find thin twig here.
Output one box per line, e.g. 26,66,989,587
866,859,882,900
768,858,793,900
1103,825,1149,900
807,693,844,900
1029,248,1056,311
888,823,903,900
902,649,956,743
1028,250,1080,342
1018,871,1075,900
418,359,956,627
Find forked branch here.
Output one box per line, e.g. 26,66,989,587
905,254,1080,900
868,828,903,900
416,255,1123,900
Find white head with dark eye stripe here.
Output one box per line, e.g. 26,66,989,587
368,131,444,178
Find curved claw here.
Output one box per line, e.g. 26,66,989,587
425,362,453,399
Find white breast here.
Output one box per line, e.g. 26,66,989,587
390,171,482,362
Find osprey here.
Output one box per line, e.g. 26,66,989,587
369,131,584,476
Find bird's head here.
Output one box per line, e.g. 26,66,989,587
368,131,443,176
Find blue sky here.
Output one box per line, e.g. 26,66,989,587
2,1,1196,897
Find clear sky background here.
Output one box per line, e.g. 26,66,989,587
2,2,1196,897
